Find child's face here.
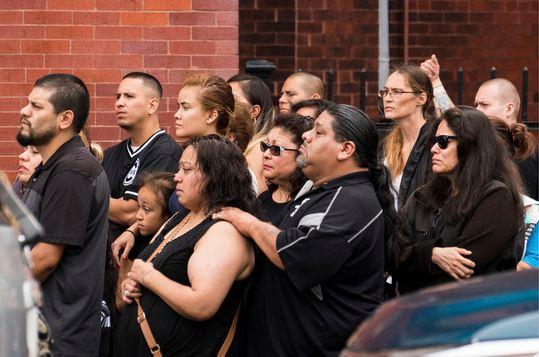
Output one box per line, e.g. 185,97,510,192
136,185,169,236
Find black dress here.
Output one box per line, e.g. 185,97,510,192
114,212,247,357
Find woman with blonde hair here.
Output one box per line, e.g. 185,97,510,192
381,64,435,209
174,74,235,142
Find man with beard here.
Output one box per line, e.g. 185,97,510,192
214,104,396,356
18,73,109,356
103,72,181,242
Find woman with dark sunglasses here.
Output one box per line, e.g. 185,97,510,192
390,107,524,294
381,65,436,210
257,114,314,225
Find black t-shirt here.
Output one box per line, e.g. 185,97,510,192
518,150,539,200
103,129,182,241
22,136,110,357
233,172,385,357
258,186,290,225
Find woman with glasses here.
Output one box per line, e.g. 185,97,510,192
381,65,435,209
392,107,524,294
258,113,314,225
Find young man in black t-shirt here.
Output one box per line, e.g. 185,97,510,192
103,72,181,242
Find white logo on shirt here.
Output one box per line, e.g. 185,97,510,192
123,158,140,186
290,198,310,217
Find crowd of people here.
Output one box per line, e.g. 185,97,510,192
5,52,538,356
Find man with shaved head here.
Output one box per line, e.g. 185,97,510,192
474,78,521,125
421,55,538,199
279,71,325,114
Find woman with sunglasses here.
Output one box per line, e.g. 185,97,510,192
381,65,435,209
391,107,524,294
258,114,314,225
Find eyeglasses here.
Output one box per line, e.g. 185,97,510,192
260,141,299,156
378,89,417,98
434,135,458,149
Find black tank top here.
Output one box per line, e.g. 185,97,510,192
114,211,247,357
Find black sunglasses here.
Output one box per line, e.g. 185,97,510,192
260,141,299,156
434,135,458,149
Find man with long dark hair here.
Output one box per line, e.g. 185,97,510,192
214,104,396,356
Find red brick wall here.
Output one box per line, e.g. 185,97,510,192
0,0,239,180
239,0,380,115
239,0,296,94
390,0,538,123
240,0,538,124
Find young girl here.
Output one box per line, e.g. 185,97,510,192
115,172,175,308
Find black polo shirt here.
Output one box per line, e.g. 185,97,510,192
21,135,110,357
233,171,385,357
102,129,181,240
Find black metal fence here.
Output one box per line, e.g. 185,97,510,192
326,66,535,127
244,60,536,131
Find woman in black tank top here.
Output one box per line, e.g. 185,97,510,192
114,136,258,356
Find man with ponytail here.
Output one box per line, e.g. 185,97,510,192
214,104,396,356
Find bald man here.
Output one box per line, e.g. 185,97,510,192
474,78,520,125
279,72,325,114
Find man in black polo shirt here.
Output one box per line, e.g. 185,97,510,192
103,72,181,242
215,104,396,356
18,74,109,356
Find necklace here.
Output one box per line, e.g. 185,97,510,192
149,213,192,261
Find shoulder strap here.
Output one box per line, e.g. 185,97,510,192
217,304,240,357
132,212,183,356
135,297,163,357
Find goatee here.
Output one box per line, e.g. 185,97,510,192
16,131,32,146
296,154,308,169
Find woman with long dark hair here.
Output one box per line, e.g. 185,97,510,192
393,107,524,294
114,135,256,356
228,74,275,192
